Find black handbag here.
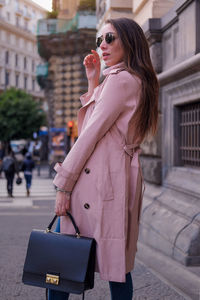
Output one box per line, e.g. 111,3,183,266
22,212,96,299
16,176,22,185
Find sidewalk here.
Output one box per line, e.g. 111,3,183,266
0,166,198,299
0,166,55,207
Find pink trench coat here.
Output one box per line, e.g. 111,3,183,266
53,62,143,283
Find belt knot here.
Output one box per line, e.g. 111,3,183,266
123,144,141,157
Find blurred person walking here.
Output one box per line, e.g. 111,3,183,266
21,152,35,196
2,146,18,197
0,142,5,177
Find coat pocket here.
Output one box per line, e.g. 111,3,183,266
97,170,114,201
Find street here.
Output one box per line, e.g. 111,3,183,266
0,170,188,300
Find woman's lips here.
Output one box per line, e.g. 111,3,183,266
102,53,110,60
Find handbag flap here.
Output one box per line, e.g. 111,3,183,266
23,230,95,284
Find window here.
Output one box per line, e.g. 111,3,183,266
16,15,20,27
32,78,35,91
24,76,27,89
5,71,9,86
7,12,10,21
24,20,28,30
47,23,56,33
5,51,9,64
15,54,18,67
178,102,200,167
24,5,28,15
16,74,19,87
32,60,35,72
7,33,10,43
32,24,36,34
24,56,27,69
15,0,19,10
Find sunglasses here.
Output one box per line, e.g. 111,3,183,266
96,32,116,48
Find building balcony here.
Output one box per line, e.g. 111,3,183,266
24,11,32,20
37,12,96,60
37,12,96,36
36,63,49,89
15,7,23,16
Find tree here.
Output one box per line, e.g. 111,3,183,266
0,88,46,143
46,9,58,19
78,0,96,11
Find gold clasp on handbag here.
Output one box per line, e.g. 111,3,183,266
46,274,59,285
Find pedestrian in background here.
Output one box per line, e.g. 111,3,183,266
0,142,5,178
33,140,41,176
21,152,35,196
2,146,18,197
51,18,159,300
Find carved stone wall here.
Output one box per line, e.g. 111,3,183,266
139,0,200,268
48,55,86,127
38,27,96,128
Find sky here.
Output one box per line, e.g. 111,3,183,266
32,0,52,11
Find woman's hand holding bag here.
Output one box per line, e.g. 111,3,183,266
55,190,70,216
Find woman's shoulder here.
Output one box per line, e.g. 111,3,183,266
106,68,141,92
119,69,141,85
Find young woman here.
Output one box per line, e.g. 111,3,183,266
21,152,35,196
50,18,159,300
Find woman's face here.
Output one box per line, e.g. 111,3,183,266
99,23,124,67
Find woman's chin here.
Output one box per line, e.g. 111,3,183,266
104,61,113,67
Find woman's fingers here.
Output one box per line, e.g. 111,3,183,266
84,50,100,66
91,49,100,62
55,192,70,216
83,54,94,65
65,199,70,211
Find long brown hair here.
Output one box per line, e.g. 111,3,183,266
106,18,159,141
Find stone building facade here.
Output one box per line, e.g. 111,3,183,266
37,3,96,129
140,0,200,267
0,0,46,102
95,0,200,267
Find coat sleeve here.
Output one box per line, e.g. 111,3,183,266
53,72,139,191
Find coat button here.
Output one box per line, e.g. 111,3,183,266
85,168,90,174
84,203,90,209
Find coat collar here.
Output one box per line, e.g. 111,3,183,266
103,62,126,76
81,62,126,109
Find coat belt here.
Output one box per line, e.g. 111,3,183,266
124,143,145,221
123,144,141,158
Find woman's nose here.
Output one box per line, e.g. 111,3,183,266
100,39,107,50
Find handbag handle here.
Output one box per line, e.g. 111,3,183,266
46,212,81,237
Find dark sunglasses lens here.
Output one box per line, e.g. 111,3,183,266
96,37,103,47
105,33,115,44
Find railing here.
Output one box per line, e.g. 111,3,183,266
37,13,96,36
180,101,200,167
24,11,32,19
15,8,23,16
36,63,48,77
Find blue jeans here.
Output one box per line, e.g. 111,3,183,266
48,218,133,300
24,174,32,189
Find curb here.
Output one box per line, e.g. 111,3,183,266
136,241,200,300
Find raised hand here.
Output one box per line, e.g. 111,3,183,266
83,50,100,95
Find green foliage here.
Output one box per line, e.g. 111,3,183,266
46,9,58,19
0,88,46,142
78,0,96,11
